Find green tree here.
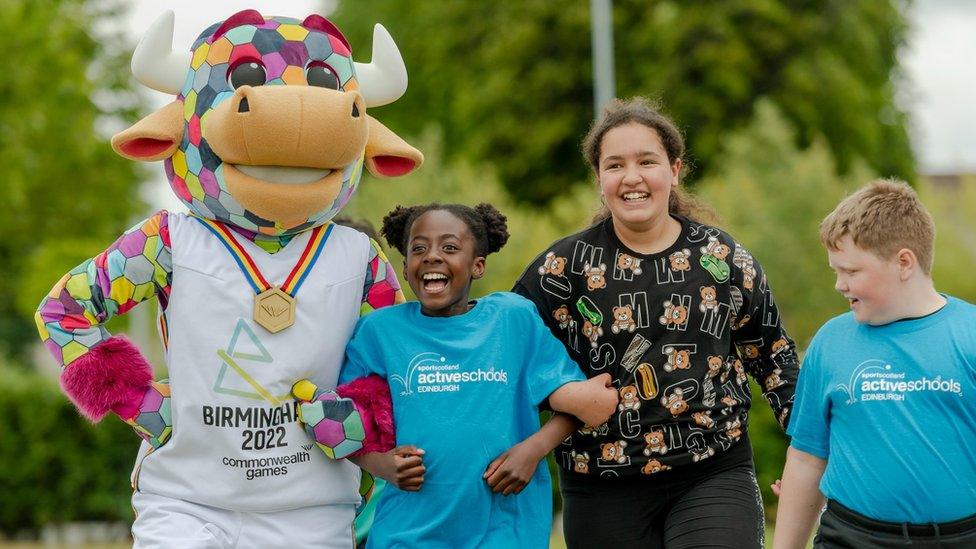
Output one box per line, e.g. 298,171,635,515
0,0,144,358
918,175,976,304
697,100,872,347
333,0,913,205
0,359,135,535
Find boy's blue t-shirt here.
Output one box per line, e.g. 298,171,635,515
339,292,586,548
788,296,976,523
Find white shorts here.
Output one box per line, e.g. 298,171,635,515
131,491,355,549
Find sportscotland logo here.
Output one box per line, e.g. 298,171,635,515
836,359,962,404
390,352,509,395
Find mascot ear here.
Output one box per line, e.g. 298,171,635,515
111,101,185,161
364,116,424,178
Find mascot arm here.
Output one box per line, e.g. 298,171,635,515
34,210,174,446
359,239,405,316
293,240,402,459
292,376,395,459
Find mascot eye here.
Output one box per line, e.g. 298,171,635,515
229,61,267,89
306,63,340,89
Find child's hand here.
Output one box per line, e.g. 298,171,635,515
350,445,426,491
771,478,782,497
577,373,618,427
391,445,426,491
483,438,546,496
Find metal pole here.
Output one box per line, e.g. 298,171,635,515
590,0,616,118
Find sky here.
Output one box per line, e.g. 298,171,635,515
122,0,975,214
901,0,976,174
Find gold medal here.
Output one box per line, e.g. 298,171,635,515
254,287,296,333
194,217,333,334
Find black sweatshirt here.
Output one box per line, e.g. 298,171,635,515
514,216,798,479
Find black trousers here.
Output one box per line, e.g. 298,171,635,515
815,500,976,549
560,464,764,548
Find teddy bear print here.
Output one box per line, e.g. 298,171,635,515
663,348,692,373
579,423,609,437
765,368,786,391
742,344,760,360
732,246,756,290
618,385,641,412
617,253,643,275
700,236,731,260
583,262,607,291
553,305,571,329
720,358,733,383
720,395,737,415
582,320,603,348
733,358,748,385
770,337,789,356
731,314,751,331
691,446,715,462
642,459,672,474
537,251,567,276
642,429,668,455
570,451,590,474
611,305,637,334
706,355,724,379
668,249,692,272
600,440,628,464
725,418,743,440
692,411,715,429
659,300,689,328
661,388,689,417
699,285,719,312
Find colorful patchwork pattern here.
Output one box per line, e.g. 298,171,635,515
361,239,404,316
166,15,364,237
125,380,173,449
293,380,365,459
35,212,172,366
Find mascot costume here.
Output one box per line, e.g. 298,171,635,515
34,9,421,547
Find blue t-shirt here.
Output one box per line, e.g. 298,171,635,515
339,292,586,548
788,296,976,522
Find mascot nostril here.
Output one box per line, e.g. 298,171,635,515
38,8,424,546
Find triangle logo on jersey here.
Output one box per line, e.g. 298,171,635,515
212,318,289,405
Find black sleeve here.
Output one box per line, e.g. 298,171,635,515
729,245,799,430
512,252,584,369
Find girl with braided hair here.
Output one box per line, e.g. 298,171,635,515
338,202,618,548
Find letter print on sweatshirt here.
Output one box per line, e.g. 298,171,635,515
571,241,604,276
617,292,652,331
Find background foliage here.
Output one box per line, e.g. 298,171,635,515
0,0,143,359
335,0,913,205
0,361,134,536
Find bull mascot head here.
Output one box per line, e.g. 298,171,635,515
112,9,422,236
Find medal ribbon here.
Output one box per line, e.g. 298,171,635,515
192,217,333,297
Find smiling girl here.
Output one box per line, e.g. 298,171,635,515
337,202,619,548
512,97,800,548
